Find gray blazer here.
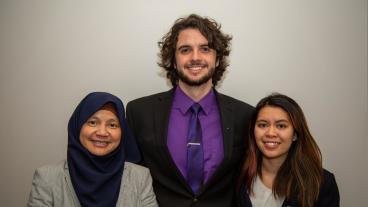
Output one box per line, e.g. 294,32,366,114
27,161,158,207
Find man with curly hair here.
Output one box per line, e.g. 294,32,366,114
127,14,254,207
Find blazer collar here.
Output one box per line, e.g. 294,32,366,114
216,91,235,163
64,161,83,206
153,89,193,192
153,89,237,195
201,91,235,190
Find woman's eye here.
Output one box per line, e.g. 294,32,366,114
257,123,267,128
87,120,97,126
109,123,120,129
276,124,287,129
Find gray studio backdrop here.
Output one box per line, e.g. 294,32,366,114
0,0,367,206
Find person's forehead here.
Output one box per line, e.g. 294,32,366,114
177,28,208,44
257,106,290,120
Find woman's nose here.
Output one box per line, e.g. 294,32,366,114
265,126,277,137
96,126,109,136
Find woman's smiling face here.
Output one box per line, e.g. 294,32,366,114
79,103,122,156
254,106,295,163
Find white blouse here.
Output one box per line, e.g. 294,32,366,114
249,175,284,207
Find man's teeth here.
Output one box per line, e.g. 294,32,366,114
188,66,203,70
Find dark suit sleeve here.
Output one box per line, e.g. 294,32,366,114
126,101,144,164
315,170,340,207
126,102,135,134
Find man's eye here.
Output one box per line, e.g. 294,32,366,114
179,47,190,54
201,47,210,52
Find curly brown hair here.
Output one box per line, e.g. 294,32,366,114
158,14,232,87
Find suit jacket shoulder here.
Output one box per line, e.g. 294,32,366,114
126,89,254,115
29,161,66,188
127,90,174,108
216,92,252,106
27,161,158,207
126,89,174,149
215,92,254,115
215,91,254,151
315,169,340,207
27,160,80,207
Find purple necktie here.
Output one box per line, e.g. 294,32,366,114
187,103,204,194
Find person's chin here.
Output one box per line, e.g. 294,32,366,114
88,147,110,156
180,74,212,86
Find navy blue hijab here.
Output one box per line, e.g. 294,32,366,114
67,92,140,207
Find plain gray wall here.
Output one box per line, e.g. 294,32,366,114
0,0,367,206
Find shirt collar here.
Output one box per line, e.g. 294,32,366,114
172,86,216,115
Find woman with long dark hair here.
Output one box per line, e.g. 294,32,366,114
238,93,339,207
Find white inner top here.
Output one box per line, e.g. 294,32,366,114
250,175,284,207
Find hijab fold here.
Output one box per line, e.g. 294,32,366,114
67,92,140,207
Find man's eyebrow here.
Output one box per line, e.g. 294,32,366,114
177,45,190,50
177,44,210,50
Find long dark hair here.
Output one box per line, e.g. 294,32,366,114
158,14,232,86
239,93,323,207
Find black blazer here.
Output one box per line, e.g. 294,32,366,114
126,89,254,207
237,169,340,207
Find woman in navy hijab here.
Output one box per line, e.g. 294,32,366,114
28,92,158,207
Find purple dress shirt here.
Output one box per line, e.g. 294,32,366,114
167,86,224,183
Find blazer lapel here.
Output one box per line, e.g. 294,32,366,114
153,90,172,150
64,162,81,206
202,91,235,189
153,89,192,192
217,93,235,164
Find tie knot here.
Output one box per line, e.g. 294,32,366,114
190,103,202,114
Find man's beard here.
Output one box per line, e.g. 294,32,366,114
177,62,215,86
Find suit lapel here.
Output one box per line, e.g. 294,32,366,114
217,93,235,164
153,89,192,192
64,162,81,206
153,90,172,149
203,91,235,190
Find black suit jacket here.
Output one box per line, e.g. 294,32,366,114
126,89,254,207
237,169,340,207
